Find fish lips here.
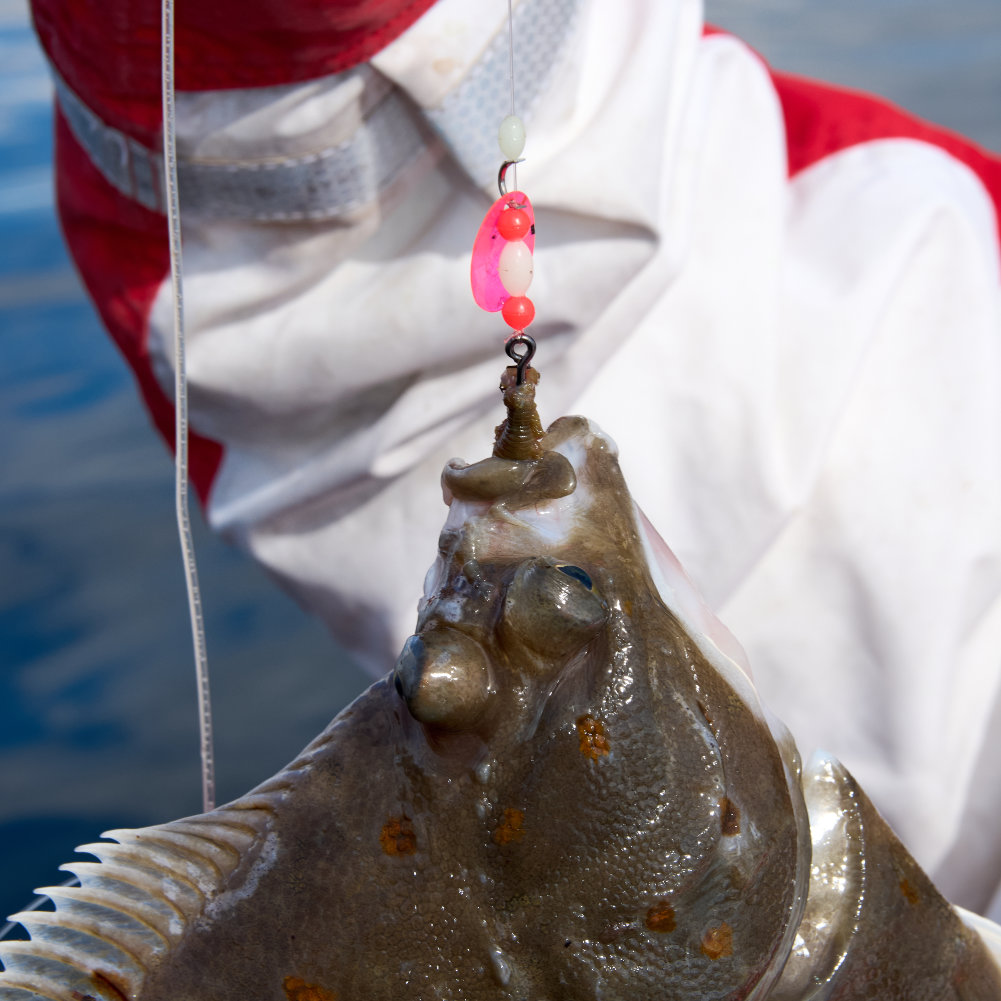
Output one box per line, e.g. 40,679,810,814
394,626,494,732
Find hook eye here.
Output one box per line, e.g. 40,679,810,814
505,334,536,385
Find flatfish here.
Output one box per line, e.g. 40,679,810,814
1,368,999,1000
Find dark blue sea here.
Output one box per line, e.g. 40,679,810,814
1,0,999,931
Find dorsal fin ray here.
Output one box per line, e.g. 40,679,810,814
57,861,187,933
0,797,282,1001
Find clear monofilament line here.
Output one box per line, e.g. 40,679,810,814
507,0,516,115
507,0,517,190
0,875,80,942
162,0,216,814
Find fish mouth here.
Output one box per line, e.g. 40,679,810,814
394,625,494,732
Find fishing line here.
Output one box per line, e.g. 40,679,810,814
507,0,517,190
0,876,79,942
162,0,216,813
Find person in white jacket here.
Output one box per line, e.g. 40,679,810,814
35,0,1001,918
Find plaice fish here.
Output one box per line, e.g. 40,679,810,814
2,368,1000,1001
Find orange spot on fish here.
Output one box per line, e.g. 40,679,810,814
700,922,733,959
576,714,610,759
380,815,417,856
493,807,525,845
719,796,741,836
283,975,338,1001
644,900,677,933
899,878,920,905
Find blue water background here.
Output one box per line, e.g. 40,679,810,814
0,0,999,929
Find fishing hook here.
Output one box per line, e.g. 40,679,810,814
498,159,527,200
505,333,536,385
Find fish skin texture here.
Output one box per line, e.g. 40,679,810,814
2,416,1000,1000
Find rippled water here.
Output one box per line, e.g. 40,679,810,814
1,0,998,929
706,0,1001,152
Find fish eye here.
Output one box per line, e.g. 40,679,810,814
501,557,607,661
556,564,592,590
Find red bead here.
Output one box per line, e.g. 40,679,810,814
502,295,535,329
497,207,531,241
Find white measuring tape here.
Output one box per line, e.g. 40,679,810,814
161,0,215,815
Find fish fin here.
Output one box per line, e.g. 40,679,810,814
770,752,864,1000
0,802,278,1000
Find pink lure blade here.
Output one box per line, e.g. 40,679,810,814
470,191,535,312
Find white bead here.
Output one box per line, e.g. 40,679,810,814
498,115,526,160
498,240,534,296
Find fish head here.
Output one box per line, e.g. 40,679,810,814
392,414,810,997
396,417,614,744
